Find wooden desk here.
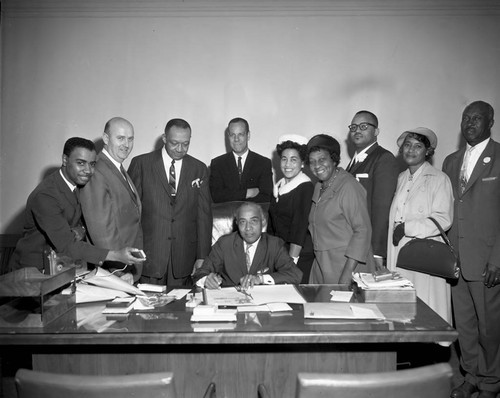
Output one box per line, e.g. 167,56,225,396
0,285,457,397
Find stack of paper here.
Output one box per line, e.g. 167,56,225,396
190,305,237,322
353,272,413,290
304,302,385,320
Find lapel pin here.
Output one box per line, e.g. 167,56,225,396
483,157,491,164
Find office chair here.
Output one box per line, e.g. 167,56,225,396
15,369,177,398
296,363,453,398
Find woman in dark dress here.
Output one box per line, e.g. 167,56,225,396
268,136,314,283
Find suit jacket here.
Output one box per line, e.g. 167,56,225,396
10,171,108,270
128,149,212,279
347,143,399,258
443,139,500,280
209,150,273,203
309,169,372,263
80,152,143,251
193,232,302,286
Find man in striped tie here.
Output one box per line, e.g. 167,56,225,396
193,202,302,289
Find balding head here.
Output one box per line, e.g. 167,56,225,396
103,117,135,163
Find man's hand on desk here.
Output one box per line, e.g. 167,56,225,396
106,247,147,265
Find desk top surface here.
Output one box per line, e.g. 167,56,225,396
0,285,457,346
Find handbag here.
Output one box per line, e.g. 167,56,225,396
396,217,460,279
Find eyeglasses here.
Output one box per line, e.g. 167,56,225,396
348,122,377,132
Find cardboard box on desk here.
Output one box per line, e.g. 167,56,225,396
0,267,75,328
354,282,417,303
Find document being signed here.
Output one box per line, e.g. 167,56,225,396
205,285,306,306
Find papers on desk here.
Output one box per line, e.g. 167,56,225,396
65,283,130,304
237,303,293,313
190,305,237,322
205,285,306,307
330,290,354,302
353,272,413,290
82,267,144,296
303,303,385,320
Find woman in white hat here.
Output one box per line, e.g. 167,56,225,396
387,127,454,323
268,135,314,283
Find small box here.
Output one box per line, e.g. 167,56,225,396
0,267,76,328
354,283,416,303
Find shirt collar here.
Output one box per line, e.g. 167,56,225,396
466,137,490,154
244,236,261,251
102,148,123,170
354,141,377,157
233,150,249,162
59,169,77,192
162,147,183,167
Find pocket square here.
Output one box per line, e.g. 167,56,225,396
482,176,497,182
356,173,369,179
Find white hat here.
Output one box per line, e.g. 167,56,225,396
278,134,308,145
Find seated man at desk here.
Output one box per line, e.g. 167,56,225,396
10,137,145,273
193,202,302,289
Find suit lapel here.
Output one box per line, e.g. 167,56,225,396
463,141,495,195
249,236,266,274
349,143,378,174
55,171,82,224
234,235,248,275
100,153,139,205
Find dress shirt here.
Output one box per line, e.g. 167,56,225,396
232,150,249,171
162,149,183,191
59,169,77,192
464,138,490,180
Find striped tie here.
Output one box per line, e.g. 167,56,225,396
169,160,176,196
246,244,253,271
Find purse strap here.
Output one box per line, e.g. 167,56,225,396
427,217,454,248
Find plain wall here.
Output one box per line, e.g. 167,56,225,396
1,0,500,233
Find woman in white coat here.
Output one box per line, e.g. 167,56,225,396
387,127,454,323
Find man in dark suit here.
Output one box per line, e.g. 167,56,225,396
10,137,143,271
80,117,143,283
194,202,302,289
346,110,399,269
209,117,273,203
443,101,500,398
128,118,212,287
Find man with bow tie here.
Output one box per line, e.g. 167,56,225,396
346,110,399,270
443,101,500,398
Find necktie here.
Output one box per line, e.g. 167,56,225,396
169,160,176,196
120,164,128,181
246,244,253,271
238,156,243,180
120,165,137,201
459,147,472,194
346,156,356,172
73,188,80,204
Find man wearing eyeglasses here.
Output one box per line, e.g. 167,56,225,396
346,110,399,270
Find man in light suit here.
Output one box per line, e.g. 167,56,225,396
10,137,143,271
128,118,212,287
80,117,143,282
193,202,302,289
346,110,399,269
443,101,500,398
209,117,273,203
